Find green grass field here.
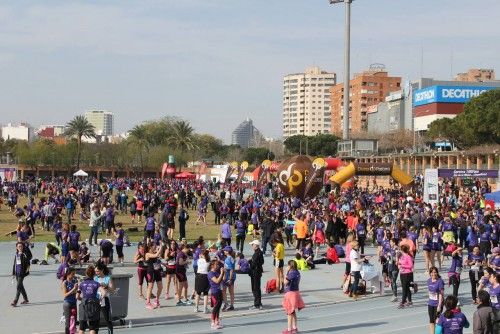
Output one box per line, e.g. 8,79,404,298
0,195,222,243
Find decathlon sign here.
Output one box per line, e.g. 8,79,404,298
413,85,498,107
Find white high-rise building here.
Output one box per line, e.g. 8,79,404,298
282,66,336,138
1,123,35,141
84,110,114,136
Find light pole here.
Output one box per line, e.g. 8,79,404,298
330,0,352,140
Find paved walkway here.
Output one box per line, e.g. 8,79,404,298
0,241,476,333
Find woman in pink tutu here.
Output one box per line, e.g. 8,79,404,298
313,217,326,258
282,260,305,334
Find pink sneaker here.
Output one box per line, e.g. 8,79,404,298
165,293,171,300
155,299,160,308
146,302,154,310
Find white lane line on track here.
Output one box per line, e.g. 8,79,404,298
163,309,430,334
303,298,429,320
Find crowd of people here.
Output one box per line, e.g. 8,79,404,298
3,174,500,333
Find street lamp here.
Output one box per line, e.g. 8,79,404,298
329,0,352,140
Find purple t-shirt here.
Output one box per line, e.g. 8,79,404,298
207,271,221,294
448,254,463,275
490,284,500,310
492,256,500,274
427,278,444,307
238,259,249,273
79,278,100,299
69,231,80,246
145,217,155,231
285,269,300,292
115,229,124,246
356,223,365,237
437,312,468,334
221,223,231,239
176,251,187,270
17,231,29,242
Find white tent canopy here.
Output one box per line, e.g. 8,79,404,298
73,169,88,177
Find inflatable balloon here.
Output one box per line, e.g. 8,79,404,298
236,161,249,184
257,159,272,185
277,155,325,199
304,157,326,199
224,161,239,184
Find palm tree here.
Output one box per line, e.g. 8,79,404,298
65,115,96,171
167,120,198,170
128,124,150,175
168,119,197,153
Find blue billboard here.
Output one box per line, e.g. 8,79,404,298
413,85,498,107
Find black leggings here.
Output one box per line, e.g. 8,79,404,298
428,305,439,324
469,269,483,301
400,272,412,304
236,235,245,253
296,238,305,250
14,275,28,303
211,290,223,322
450,275,460,299
102,297,113,333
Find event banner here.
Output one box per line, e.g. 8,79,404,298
438,169,499,178
424,168,439,205
0,167,17,181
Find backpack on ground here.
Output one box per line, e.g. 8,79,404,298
265,278,277,294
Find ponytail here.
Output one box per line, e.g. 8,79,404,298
443,295,458,319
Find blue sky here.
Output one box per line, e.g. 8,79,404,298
1,0,498,143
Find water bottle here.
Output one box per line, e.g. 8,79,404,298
128,321,132,328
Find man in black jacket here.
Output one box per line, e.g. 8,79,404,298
11,242,30,307
260,215,276,255
248,240,264,310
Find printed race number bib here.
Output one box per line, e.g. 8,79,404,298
429,291,438,301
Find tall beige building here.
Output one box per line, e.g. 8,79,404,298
455,68,495,82
84,110,114,136
282,66,336,138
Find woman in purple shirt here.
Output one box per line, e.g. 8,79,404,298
466,246,486,303
113,223,125,265
220,218,232,246
11,242,30,307
431,226,443,270
488,273,500,333
76,265,101,333
447,246,463,300
282,260,305,334
427,266,445,334
208,260,225,330
435,295,469,334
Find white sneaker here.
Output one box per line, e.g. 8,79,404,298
194,307,200,313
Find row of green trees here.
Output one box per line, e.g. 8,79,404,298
0,116,275,172
283,133,339,156
426,90,500,148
